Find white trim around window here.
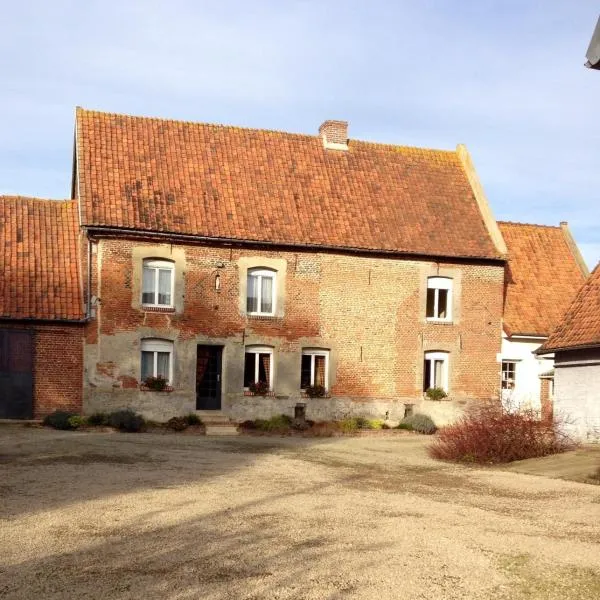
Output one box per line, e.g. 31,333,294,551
301,349,330,390
140,338,174,383
426,276,453,322
246,268,277,316
423,351,449,392
243,345,274,390
142,259,175,308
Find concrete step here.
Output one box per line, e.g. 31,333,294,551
205,424,240,436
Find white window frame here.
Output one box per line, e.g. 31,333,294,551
501,360,517,390
140,338,174,383
424,351,449,392
426,276,453,322
142,259,175,308
247,268,277,316
244,345,274,390
301,349,330,390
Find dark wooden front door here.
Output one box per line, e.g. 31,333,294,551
196,346,222,410
0,330,34,419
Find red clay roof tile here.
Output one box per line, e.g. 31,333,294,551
540,263,600,352
498,221,587,337
75,108,502,261
0,196,84,321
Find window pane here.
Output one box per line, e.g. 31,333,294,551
258,353,270,386
247,275,259,313
300,355,312,389
423,359,431,392
261,275,273,313
141,351,154,381
158,269,172,305
244,353,255,387
156,352,170,380
142,267,155,304
314,355,326,387
438,289,448,319
426,288,435,318
434,360,443,388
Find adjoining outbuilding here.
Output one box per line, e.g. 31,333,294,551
537,264,600,442
497,221,588,416
0,196,84,419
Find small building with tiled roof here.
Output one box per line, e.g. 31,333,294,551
72,109,509,424
537,264,600,441
0,196,84,418
497,221,588,415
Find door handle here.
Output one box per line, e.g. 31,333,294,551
217,374,220,382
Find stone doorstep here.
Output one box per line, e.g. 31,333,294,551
194,411,236,426
204,424,240,436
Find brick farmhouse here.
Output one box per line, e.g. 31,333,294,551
0,109,585,425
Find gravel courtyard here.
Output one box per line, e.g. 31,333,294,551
1,427,600,599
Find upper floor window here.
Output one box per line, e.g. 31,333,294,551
301,349,329,390
243,346,274,390
142,259,174,307
247,268,276,316
501,360,517,390
426,277,452,321
141,338,173,383
423,351,448,392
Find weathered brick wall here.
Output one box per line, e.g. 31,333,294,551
34,324,84,417
0,322,84,418
84,237,504,421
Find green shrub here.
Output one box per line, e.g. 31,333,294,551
425,387,448,401
67,415,87,429
144,375,168,391
249,381,270,396
87,412,109,426
166,416,188,431
255,414,292,431
43,410,78,430
396,422,413,431
304,384,327,398
402,413,437,434
183,413,203,426
365,419,385,430
107,409,146,432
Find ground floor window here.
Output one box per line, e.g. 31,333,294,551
423,351,449,392
301,349,329,390
243,346,273,390
501,360,517,390
141,339,173,383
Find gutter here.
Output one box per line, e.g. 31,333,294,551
0,316,88,325
535,342,600,356
84,225,507,265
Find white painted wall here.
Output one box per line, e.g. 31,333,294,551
500,332,554,412
554,350,600,443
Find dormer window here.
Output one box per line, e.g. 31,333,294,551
247,268,276,316
142,259,174,307
426,277,452,322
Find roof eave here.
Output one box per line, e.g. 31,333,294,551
83,225,507,264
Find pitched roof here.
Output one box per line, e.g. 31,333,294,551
75,108,503,261
0,196,84,321
498,221,588,336
540,263,600,352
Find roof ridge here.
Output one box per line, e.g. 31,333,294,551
76,106,456,154
0,195,72,203
498,220,562,229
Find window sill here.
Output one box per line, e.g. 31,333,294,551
243,390,276,397
246,314,281,321
140,385,174,393
141,305,176,313
425,318,453,325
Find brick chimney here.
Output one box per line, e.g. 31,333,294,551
319,120,348,150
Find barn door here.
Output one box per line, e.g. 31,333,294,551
0,330,34,419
